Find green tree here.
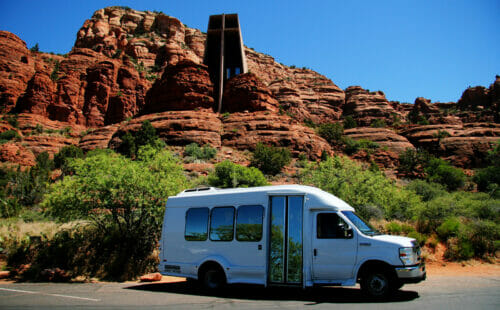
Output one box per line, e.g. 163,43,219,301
317,123,344,144
53,145,84,174
184,143,217,161
398,148,432,176
208,160,268,188
425,158,465,191
42,146,187,278
300,156,423,220
30,43,39,52
473,141,500,195
343,116,357,129
250,143,291,175
117,120,164,158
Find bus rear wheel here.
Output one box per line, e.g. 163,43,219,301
202,267,226,290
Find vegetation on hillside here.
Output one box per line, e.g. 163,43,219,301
0,126,498,281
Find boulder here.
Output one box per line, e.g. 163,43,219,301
140,272,162,282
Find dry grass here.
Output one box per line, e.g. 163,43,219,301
0,219,87,243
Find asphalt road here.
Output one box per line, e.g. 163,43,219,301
0,275,498,309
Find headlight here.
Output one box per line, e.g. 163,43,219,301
399,247,420,266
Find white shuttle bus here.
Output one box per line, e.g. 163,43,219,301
158,185,426,297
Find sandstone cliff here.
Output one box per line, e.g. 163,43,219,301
0,6,498,172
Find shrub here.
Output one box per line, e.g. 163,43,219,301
425,158,465,191
30,43,39,52
356,205,384,220
406,179,446,202
32,124,44,135
50,60,60,81
444,220,500,260
184,143,217,161
41,147,186,279
303,118,316,128
444,237,474,260
8,152,53,208
413,191,500,233
473,166,500,194
385,222,402,234
117,121,164,158
0,130,20,143
436,217,461,241
5,224,160,281
462,220,500,258
317,123,344,144
433,130,450,141
208,160,268,188
398,148,432,176
370,119,386,128
53,145,84,173
407,231,427,246
343,116,357,129
342,137,378,155
300,156,423,220
5,115,18,128
250,143,291,175
341,136,359,155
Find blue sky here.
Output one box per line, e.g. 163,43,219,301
0,0,498,103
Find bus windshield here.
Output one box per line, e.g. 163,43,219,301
341,211,380,236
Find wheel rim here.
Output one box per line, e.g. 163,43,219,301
205,270,220,289
368,274,387,295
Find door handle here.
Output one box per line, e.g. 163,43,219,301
258,244,262,250
313,249,317,256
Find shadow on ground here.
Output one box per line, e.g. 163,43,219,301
125,281,419,304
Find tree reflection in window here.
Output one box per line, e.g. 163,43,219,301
185,208,209,241
210,207,235,241
236,205,263,241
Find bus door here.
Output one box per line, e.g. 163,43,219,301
268,196,304,285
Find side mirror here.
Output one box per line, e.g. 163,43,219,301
345,227,353,239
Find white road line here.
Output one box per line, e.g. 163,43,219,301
0,287,100,302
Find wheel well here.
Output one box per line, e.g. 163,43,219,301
357,260,396,282
198,261,226,281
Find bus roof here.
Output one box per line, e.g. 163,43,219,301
170,184,355,212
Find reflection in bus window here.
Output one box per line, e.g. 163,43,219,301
185,208,209,241
236,205,263,241
210,207,235,241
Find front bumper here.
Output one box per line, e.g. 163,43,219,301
395,262,426,284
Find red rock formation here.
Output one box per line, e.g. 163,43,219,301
79,124,120,151
344,127,415,154
1,7,499,172
351,149,400,170
75,7,203,68
80,111,223,151
408,97,462,125
400,123,500,167
343,86,403,126
456,76,500,123
144,60,214,113
222,73,279,113
0,31,35,113
222,112,332,159
246,48,345,124
0,143,36,166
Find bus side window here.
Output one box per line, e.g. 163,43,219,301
210,207,235,241
236,205,264,241
185,208,209,241
317,213,350,239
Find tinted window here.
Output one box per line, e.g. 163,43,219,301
185,208,209,241
317,213,350,239
236,205,264,241
210,207,235,241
